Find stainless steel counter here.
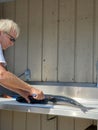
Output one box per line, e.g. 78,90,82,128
0,84,98,120
0,97,98,120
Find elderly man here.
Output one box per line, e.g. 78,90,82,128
0,19,44,103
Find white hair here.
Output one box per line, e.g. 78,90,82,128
0,19,20,38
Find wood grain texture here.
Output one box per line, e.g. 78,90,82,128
0,110,13,130
58,0,75,82
15,0,28,78
13,111,26,130
42,0,58,81
75,0,94,82
28,0,42,81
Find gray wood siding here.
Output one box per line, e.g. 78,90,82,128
0,110,96,130
15,0,28,76
94,0,98,82
42,0,58,81
0,0,97,83
75,0,94,82
58,0,75,82
28,0,42,81
0,0,97,130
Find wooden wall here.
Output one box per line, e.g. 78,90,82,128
0,0,98,83
0,0,98,130
0,110,96,130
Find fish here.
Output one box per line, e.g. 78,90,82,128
16,94,95,113
44,95,95,113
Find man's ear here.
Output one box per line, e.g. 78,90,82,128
0,31,4,36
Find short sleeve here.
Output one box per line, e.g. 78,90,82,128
0,44,6,66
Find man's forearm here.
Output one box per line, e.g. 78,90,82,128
0,71,32,92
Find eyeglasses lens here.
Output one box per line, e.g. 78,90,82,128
5,32,16,42
10,37,15,42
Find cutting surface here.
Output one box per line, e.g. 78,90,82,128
0,98,98,120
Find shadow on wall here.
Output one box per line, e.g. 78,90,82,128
85,125,97,130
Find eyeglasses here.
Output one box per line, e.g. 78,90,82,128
5,32,16,42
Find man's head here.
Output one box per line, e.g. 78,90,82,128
0,19,20,50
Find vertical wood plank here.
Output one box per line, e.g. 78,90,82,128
15,0,28,77
3,2,15,73
0,110,2,129
58,0,75,82
75,0,94,82
41,115,56,130
28,0,42,81
0,3,3,18
75,118,93,130
42,0,58,81
58,116,74,130
0,110,12,130
26,113,40,130
13,111,26,130
94,0,98,82
93,120,97,125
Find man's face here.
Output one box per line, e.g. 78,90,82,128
0,29,16,50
